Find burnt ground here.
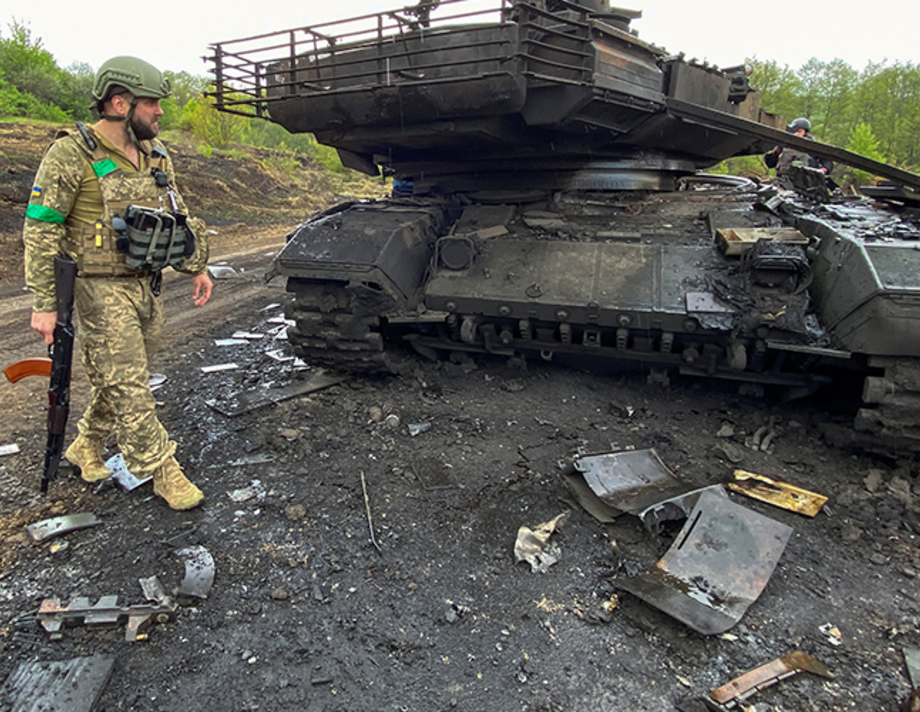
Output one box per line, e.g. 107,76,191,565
0,122,919,711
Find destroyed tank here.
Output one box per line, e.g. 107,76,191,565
208,0,920,457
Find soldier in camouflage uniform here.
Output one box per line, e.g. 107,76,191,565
23,56,212,510
764,117,834,177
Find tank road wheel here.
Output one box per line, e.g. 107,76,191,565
852,357,920,457
284,280,406,375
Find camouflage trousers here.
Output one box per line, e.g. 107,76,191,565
74,275,174,477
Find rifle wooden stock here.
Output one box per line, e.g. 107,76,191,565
4,357,53,383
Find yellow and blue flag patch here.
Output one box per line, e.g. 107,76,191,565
31,186,42,199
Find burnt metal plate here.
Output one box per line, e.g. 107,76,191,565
573,449,690,515
0,654,113,712
620,488,793,635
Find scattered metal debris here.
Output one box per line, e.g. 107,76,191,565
265,348,295,362
228,480,266,503
408,422,431,436
26,513,101,543
224,454,275,467
745,415,782,452
208,264,238,279
728,469,828,517
706,651,834,710
361,470,382,553
619,488,793,635
200,363,240,374
148,373,167,390
37,595,177,642
205,371,347,417
105,453,151,491
139,576,169,604
0,443,20,456
0,654,114,712
175,546,216,599
905,647,920,689
231,331,265,340
514,511,570,573
215,338,248,347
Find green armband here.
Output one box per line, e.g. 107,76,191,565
26,204,66,224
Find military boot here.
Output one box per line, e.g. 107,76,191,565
64,435,111,482
152,456,204,510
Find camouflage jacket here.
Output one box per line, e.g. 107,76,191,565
23,125,208,312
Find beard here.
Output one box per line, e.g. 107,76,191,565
130,113,159,141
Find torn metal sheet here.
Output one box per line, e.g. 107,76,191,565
105,453,151,491
708,651,834,709
0,654,114,712
728,469,828,517
231,331,265,340
175,546,216,599
205,371,347,417
572,449,691,516
26,513,101,543
0,443,21,456
514,511,570,573
904,647,920,689
561,466,618,523
619,488,793,635
37,596,177,642
637,484,728,533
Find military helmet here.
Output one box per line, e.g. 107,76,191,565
787,117,811,133
92,56,171,103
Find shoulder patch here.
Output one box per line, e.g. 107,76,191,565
31,186,42,198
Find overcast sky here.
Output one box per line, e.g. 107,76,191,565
3,0,918,78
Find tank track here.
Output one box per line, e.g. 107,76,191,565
284,280,406,375
852,358,920,456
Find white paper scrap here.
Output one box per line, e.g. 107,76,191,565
0,444,20,456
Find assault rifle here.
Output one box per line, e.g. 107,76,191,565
41,256,78,493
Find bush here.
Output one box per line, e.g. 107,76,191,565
0,76,68,121
181,96,248,148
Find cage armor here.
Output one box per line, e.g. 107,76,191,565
59,125,196,277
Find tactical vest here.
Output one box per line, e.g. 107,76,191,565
60,126,196,277
777,147,812,176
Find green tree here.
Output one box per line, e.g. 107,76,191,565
843,122,886,187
